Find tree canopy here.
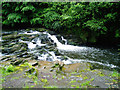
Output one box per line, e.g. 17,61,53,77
2,2,120,46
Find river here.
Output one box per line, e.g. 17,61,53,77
1,28,120,72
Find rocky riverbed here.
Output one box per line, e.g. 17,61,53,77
0,28,120,88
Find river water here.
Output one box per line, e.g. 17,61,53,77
1,29,120,72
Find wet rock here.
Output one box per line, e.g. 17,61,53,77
31,56,38,60
21,37,29,41
35,28,48,32
9,44,22,53
2,40,10,46
18,34,31,37
9,42,16,47
19,42,28,47
25,67,38,76
2,32,13,36
28,60,38,66
1,58,12,62
17,52,28,57
26,28,31,31
46,57,53,61
28,36,36,40
57,56,68,60
54,50,62,56
11,59,23,65
25,67,35,74
2,33,20,40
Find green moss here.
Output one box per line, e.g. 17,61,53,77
43,85,58,88
83,76,88,80
41,78,48,83
69,80,76,83
11,77,19,80
112,79,118,83
92,70,105,77
111,71,118,77
81,80,90,87
1,65,15,77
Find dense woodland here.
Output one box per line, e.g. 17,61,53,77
2,2,120,46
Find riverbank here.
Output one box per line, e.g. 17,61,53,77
0,55,119,88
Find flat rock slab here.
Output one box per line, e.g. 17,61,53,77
1,59,119,88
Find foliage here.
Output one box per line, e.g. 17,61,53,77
2,2,120,44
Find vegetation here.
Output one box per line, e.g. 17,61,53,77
2,2,120,45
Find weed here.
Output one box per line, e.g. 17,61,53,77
61,76,65,79
41,78,48,83
111,71,118,77
30,85,34,88
83,76,88,80
70,80,76,83
81,81,90,87
71,85,76,87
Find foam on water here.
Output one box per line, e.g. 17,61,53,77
36,38,46,47
28,42,36,49
47,33,86,51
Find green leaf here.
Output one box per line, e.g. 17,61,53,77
21,5,35,12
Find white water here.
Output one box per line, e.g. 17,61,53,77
0,37,2,41
0,52,4,57
47,33,87,52
36,38,46,47
24,31,40,35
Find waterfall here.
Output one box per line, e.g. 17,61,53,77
47,33,86,52
47,33,62,46
36,38,46,47
61,36,67,45
0,37,2,41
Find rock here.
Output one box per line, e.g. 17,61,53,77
28,36,36,40
28,60,38,66
36,28,48,32
17,52,28,58
62,63,92,73
25,67,35,74
11,59,23,65
18,34,31,37
20,37,29,41
2,34,20,40
2,32,13,36
54,50,62,56
9,42,16,47
9,44,22,53
56,56,68,60
19,42,28,48
1,58,12,62
25,67,38,76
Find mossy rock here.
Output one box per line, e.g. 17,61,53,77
2,34,20,40
11,59,23,65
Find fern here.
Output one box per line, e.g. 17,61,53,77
21,5,35,12
7,13,21,20
30,18,42,25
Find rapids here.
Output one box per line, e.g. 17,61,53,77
1,29,120,71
